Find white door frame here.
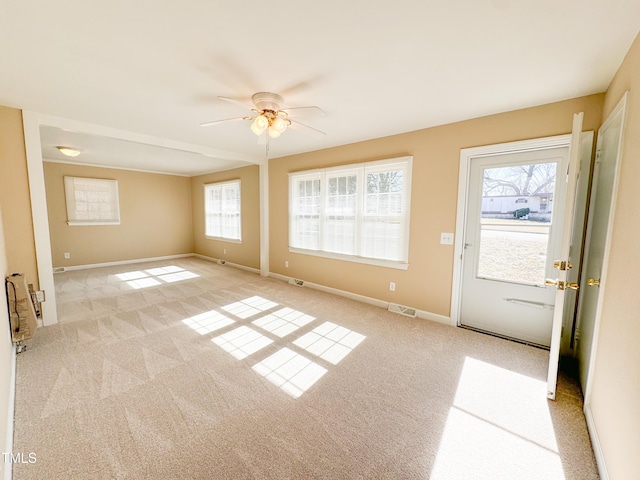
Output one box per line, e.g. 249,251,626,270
450,134,573,327
582,92,628,403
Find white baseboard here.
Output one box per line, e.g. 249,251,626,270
53,253,193,272
3,344,16,480
194,254,260,275
584,402,609,480
272,273,388,308
268,272,451,325
416,310,451,325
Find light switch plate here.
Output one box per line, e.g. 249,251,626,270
440,232,454,245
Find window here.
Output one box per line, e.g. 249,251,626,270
289,157,412,269
204,180,242,242
64,176,120,226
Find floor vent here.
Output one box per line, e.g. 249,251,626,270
217,260,226,265
53,267,65,273
289,278,305,287
388,303,417,318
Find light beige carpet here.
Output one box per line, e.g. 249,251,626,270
12,257,598,479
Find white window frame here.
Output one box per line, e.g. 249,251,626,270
288,156,412,270
63,176,121,226
204,179,242,243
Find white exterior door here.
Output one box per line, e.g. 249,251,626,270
545,113,584,399
460,146,570,347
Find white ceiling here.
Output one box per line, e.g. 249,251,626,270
39,126,251,176
2,1,639,175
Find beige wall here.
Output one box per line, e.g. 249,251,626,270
0,106,34,475
0,106,38,287
588,32,640,479
44,162,193,267
0,208,15,478
191,165,260,270
269,94,604,316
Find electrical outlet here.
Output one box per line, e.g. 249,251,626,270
389,282,396,292
35,290,46,302
440,232,454,245
64,252,70,259
285,261,289,268
223,248,226,254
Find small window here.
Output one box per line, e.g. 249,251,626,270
64,176,120,226
204,180,242,242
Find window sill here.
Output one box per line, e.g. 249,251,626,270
205,236,242,244
67,221,120,226
288,247,409,270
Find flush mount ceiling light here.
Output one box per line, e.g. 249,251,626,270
200,92,326,140
56,146,82,157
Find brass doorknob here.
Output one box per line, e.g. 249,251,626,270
587,278,601,287
545,278,562,289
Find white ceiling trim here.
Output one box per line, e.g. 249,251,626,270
35,113,264,165
42,158,191,178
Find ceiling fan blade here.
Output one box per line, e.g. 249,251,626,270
283,106,325,118
218,96,255,111
289,119,326,136
200,116,251,127
279,75,326,97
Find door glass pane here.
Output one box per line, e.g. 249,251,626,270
476,162,557,285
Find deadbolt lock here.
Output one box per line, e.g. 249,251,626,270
545,279,579,291
553,260,573,271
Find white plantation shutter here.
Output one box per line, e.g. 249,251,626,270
205,180,242,241
289,157,412,267
64,176,120,226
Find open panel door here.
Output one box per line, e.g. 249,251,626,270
546,112,584,399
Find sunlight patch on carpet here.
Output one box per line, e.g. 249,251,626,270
221,296,279,319
253,348,327,398
145,266,184,275
212,326,273,359
182,310,234,335
157,270,199,283
431,357,565,480
293,321,365,365
115,265,199,289
252,307,315,337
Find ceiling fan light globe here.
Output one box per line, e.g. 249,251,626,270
250,115,268,135
271,117,288,134
268,126,282,138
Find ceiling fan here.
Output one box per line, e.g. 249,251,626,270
200,92,325,139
